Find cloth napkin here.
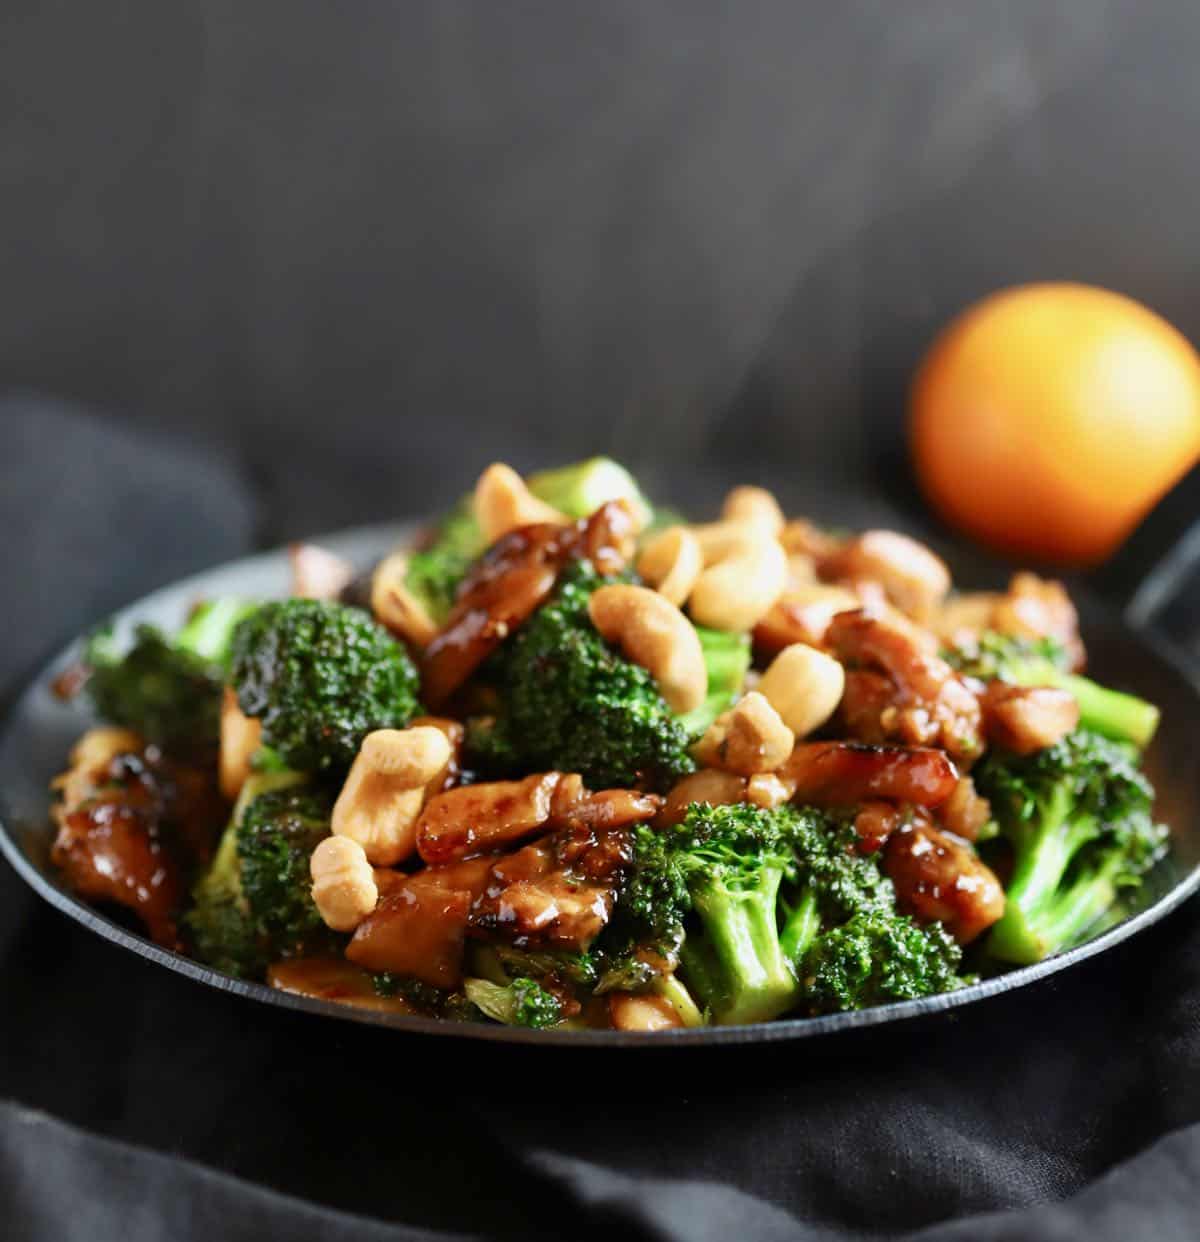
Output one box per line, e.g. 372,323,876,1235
3,396,1199,1241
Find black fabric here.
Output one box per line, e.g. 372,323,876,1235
3,401,1200,1241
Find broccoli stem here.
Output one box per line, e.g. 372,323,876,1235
653,974,706,1028
176,599,259,667
986,784,1103,963
779,887,822,967
1005,661,1159,749
686,867,799,1025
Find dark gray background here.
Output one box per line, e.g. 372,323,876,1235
4,2,1200,534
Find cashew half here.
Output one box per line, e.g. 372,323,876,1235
721,486,785,537
636,526,702,607
371,552,439,648
310,836,379,932
219,688,262,802
694,691,795,775
474,463,568,544
688,532,787,632
757,643,846,738
587,584,707,714
332,726,452,865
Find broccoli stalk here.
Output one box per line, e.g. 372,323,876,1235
175,599,260,667
678,626,752,738
976,730,1167,963
526,457,653,527
680,844,799,1025
947,632,1159,748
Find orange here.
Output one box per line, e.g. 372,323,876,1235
909,283,1200,565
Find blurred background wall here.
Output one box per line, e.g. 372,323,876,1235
3,1,1198,534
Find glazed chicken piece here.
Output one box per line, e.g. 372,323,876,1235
981,682,1081,756
828,608,983,760
935,775,992,842
51,729,224,948
936,572,1086,672
819,530,951,623
851,800,905,854
883,817,1005,945
470,824,634,950
780,741,959,807
415,772,563,864
345,856,494,987
420,500,636,706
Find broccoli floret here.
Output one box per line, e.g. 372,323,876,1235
403,458,656,623
463,977,565,1029
231,599,422,772
618,802,966,1023
470,560,695,789
677,626,752,738
186,773,338,977
370,973,478,1020
404,499,486,624
976,729,1167,964
85,599,256,757
800,911,964,1014
946,631,1160,748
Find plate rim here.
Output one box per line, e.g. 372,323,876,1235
3,520,1199,1048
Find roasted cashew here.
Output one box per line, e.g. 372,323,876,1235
371,552,439,648
721,486,785,537
757,642,846,738
474,463,568,544
636,526,702,607
219,687,263,801
656,769,748,827
310,836,379,932
332,726,452,865
693,691,795,775
587,584,707,714
688,530,787,632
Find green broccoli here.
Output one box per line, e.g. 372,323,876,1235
946,631,1160,748
404,498,485,624
463,976,565,1029
800,911,964,1014
230,599,422,772
85,598,257,757
403,458,656,623
186,772,337,977
618,802,966,1024
526,456,653,527
369,973,478,1021
677,626,752,738
467,560,696,789
975,729,1167,964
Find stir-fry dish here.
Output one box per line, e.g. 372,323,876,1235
48,458,1169,1032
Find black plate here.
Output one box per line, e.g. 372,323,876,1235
2,522,1198,1045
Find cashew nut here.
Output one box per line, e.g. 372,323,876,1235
310,836,379,932
757,643,846,738
474,463,568,544
587,584,707,714
219,687,263,801
688,532,787,632
67,726,144,772
332,726,452,865
636,526,702,607
693,691,795,775
371,552,439,648
721,486,785,537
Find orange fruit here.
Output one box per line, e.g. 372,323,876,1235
909,282,1200,565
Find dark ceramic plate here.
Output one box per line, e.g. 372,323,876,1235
2,522,1199,1046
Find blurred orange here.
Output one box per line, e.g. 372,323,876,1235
909,282,1200,565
